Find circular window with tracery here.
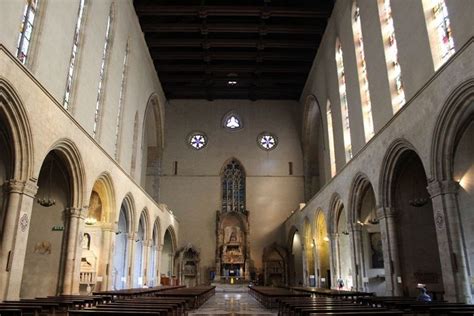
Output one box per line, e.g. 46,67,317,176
257,132,278,151
188,132,208,150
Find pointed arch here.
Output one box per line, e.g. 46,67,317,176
348,172,374,223
0,78,33,182
119,193,136,234
43,138,85,208
141,93,164,201
302,94,325,199
90,171,116,224
164,225,178,251
431,79,474,181
130,111,139,179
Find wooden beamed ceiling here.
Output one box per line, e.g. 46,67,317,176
134,0,334,100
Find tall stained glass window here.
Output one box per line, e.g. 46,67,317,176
326,100,336,178
221,159,246,213
422,0,455,70
93,4,114,138
63,0,86,110
335,38,353,162
352,2,374,142
377,0,406,113
114,42,129,160
17,0,40,65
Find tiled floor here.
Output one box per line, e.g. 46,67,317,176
188,291,277,316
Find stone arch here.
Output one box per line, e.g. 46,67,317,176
164,225,178,252
348,172,385,294
148,216,161,286
119,193,135,234
431,78,474,181
42,138,85,209
288,226,303,286
430,78,474,302
302,94,325,200
89,172,116,224
0,78,33,182
379,138,419,209
381,140,444,297
140,93,164,201
328,192,343,235
314,209,330,288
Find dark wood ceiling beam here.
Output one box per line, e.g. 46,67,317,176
156,64,309,73
151,51,315,62
135,5,330,19
147,38,318,49
142,23,324,35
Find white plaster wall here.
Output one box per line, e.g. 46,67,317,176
160,99,305,278
0,0,165,178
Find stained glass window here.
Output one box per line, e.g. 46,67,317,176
188,132,207,150
326,100,336,177
422,0,455,70
93,4,113,138
63,0,86,110
257,132,277,151
352,2,374,142
335,38,353,162
226,116,240,129
222,160,246,213
378,0,406,113
17,0,40,65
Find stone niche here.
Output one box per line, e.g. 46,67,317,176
175,244,200,287
215,210,251,281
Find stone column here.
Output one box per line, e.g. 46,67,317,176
301,244,308,286
143,239,152,286
157,244,163,285
377,207,402,296
428,180,471,303
350,223,364,291
127,233,135,288
0,179,37,300
330,233,339,289
100,223,114,291
62,207,86,295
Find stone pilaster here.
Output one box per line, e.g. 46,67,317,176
301,244,308,286
0,179,38,300
127,233,135,288
100,223,114,291
62,207,86,295
428,180,471,303
143,239,152,285
330,233,339,288
377,207,402,296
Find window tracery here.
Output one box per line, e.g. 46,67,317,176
326,100,336,177
222,111,243,130
114,42,129,160
188,132,208,150
222,160,246,213
257,132,277,151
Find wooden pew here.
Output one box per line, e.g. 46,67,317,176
248,286,311,309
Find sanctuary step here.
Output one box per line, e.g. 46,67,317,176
212,283,251,293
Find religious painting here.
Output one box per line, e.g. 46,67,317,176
369,232,384,268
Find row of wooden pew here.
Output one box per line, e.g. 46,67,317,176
0,285,215,316
249,286,474,315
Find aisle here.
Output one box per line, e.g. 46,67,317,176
188,291,277,315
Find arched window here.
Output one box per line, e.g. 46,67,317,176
114,42,130,160
63,0,87,110
335,38,353,162
16,0,40,65
326,100,336,178
93,3,114,138
221,159,246,213
377,0,406,113
352,2,374,142
422,0,455,70
130,111,139,179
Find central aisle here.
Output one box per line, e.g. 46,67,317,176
188,290,277,315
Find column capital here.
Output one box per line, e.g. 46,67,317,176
65,207,87,219
376,207,396,219
7,179,38,197
101,222,115,232
427,179,459,198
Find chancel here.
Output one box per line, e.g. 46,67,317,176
0,0,473,314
